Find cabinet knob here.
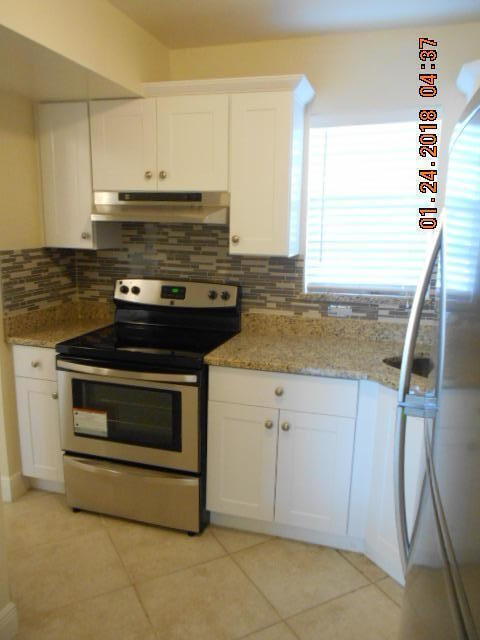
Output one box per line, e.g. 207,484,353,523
159,170,167,180
145,170,153,179
31,360,40,368
231,235,240,244
81,232,90,240
51,392,58,400
274,386,284,397
264,419,274,430
281,422,291,432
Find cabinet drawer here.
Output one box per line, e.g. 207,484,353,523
209,366,358,418
13,345,57,381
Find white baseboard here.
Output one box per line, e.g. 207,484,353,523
0,472,29,502
210,512,364,553
29,478,65,494
0,602,18,640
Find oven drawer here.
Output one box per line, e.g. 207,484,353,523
64,455,201,532
13,345,57,381
209,366,358,418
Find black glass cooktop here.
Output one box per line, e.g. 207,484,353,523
56,323,236,370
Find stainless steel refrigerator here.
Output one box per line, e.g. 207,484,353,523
395,88,480,639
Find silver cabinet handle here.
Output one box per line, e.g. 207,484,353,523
231,235,240,244
51,392,58,400
81,232,90,240
159,170,167,180
281,422,290,432
264,420,274,430
144,170,153,179
31,360,40,368
394,219,443,576
274,387,284,397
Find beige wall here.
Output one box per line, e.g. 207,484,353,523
0,500,10,612
0,90,42,490
0,0,170,95
0,90,42,250
170,20,480,207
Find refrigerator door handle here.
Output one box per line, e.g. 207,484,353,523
394,222,443,575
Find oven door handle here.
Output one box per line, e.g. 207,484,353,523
56,359,198,384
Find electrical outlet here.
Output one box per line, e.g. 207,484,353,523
327,304,352,318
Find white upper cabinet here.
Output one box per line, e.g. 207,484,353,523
156,95,229,191
90,95,229,192
90,98,157,191
229,77,314,256
38,102,92,249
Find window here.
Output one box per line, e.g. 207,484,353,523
305,120,433,295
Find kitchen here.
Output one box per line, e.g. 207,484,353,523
0,1,479,639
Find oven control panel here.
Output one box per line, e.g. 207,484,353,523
114,279,239,308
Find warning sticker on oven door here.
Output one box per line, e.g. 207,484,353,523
73,408,108,437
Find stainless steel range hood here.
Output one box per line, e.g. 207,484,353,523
92,191,229,225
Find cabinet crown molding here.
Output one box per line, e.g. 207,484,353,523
143,74,315,105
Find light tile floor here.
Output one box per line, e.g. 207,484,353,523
4,490,403,639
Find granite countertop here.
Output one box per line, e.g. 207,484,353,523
6,318,110,349
5,305,433,391
4,302,113,349
205,314,433,391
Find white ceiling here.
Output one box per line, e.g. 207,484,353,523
108,0,480,49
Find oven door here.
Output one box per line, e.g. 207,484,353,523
57,360,200,473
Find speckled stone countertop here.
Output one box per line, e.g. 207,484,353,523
205,313,434,391
5,305,434,390
5,302,113,349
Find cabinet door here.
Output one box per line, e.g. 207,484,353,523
15,378,63,482
364,385,424,583
229,92,297,256
207,401,278,521
90,98,157,191
156,95,228,191
37,102,93,249
275,410,355,534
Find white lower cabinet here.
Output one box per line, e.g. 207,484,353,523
13,345,63,483
15,377,63,482
364,384,425,583
207,367,358,536
207,402,278,521
207,366,426,583
275,410,355,534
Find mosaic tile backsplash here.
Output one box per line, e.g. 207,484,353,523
0,248,76,314
0,224,438,321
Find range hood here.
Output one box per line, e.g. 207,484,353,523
92,191,229,225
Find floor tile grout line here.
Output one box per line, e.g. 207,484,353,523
237,620,301,640
13,582,136,629
283,618,303,640
283,582,376,626
227,549,286,622
209,526,275,555
372,580,403,609
337,549,383,584
6,515,109,558
102,525,158,634
126,547,229,589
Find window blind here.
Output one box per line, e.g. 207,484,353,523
305,121,431,295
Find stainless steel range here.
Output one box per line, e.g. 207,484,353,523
56,279,241,534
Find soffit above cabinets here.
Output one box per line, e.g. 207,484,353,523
0,25,138,101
